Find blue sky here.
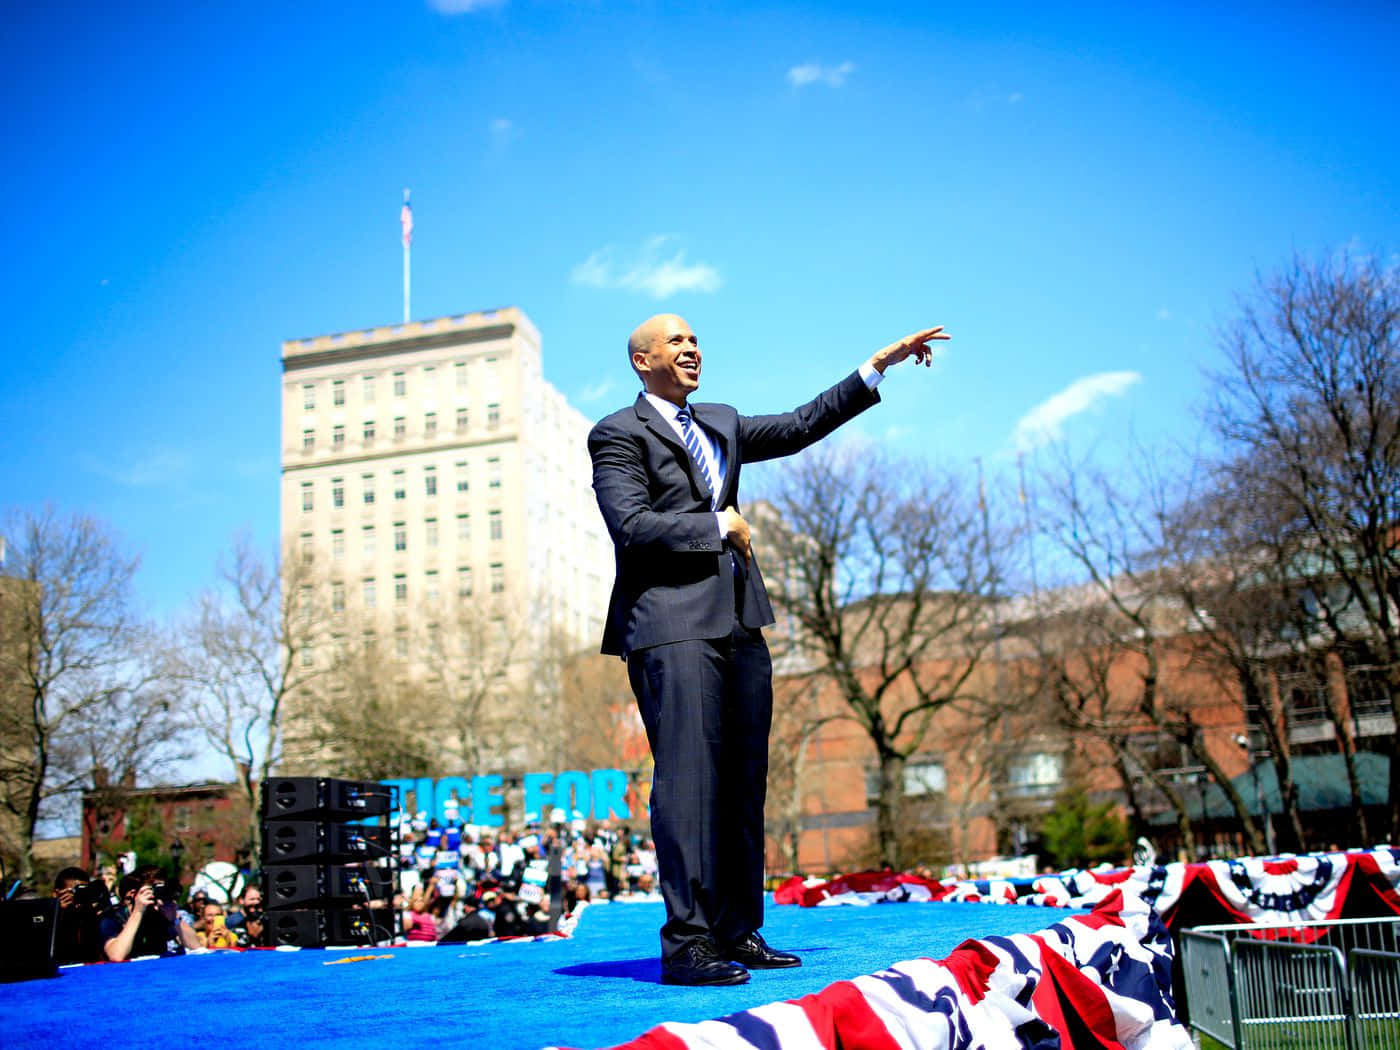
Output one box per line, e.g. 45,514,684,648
2,0,1397,616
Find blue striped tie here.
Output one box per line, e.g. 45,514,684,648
676,407,720,507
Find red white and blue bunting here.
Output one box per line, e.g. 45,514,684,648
776,846,1400,933
562,891,1189,1050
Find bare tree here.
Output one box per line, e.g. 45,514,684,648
1030,451,1270,857
178,536,323,866
1207,251,1400,837
0,507,180,880
757,446,1003,869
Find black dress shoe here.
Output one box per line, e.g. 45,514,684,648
724,932,802,969
661,939,751,986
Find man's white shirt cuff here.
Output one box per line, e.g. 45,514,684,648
859,361,884,389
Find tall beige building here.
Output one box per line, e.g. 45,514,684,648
279,306,613,769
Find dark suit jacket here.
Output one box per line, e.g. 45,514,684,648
588,370,880,656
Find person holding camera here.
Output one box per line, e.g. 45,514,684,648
198,901,240,949
228,883,265,948
98,865,200,961
52,867,112,965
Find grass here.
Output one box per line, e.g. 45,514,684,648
1194,1017,1400,1049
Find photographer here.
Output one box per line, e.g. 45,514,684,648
99,865,200,961
52,867,111,965
228,884,265,948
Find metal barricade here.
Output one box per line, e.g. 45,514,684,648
1182,931,1243,1048
1233,940,1348,1050
1349,950,1400,1050
1182,917,1400,1049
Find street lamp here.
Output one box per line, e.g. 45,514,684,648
1234,734,1275,856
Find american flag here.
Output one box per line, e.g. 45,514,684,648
401,191,413,247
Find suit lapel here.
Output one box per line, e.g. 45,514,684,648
633,395,713,504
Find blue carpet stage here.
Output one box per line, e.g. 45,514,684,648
0,898,1076,1050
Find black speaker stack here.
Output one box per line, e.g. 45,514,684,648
260,777,400,948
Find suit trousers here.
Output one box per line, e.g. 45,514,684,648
627,620,773,960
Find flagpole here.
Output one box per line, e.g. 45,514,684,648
401,188,412,323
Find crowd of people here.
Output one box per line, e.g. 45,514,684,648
39,820,661,964
393,818,663,943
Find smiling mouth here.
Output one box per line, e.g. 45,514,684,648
677,358,700,380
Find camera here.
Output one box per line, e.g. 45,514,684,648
73,881,116,911
150,881,179,904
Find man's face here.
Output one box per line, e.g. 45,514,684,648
634,315,700,405
242,887,262,911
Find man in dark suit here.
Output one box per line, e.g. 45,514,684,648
588,314,948,985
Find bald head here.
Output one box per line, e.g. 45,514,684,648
628,314,701,406
628,315,686,369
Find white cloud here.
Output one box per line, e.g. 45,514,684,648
1011,371,1142,451
1008,92,1025,104
89,446,194,488
577,378,615,403
1156,307,1171,321
427,0,503,13
787,61,855,88
570,236,722,299
490,117,512,135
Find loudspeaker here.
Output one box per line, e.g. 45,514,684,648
262,821,394,864
0,899,59,982
264,865,396,908
262,778,392,821
264,907,395,948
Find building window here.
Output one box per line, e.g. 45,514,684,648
394,574,407,605
424,412,437,437
332,379,345,407
302,429,314,452
393,470,405,501
394,630,409,661
904,760,947,798
487,402,500,430
425,518,439,548
487,457,502,488
455,361,468,389
362,374,376,403
488,509,503,541
424,467,438,497
393,371,406,398
331,529,345,561
300,532,314,564
332,424,345,449
301,483,314,512
331,477,344,509
362,577,377,609
363,421,375,446
301,644,314,669
425,570,440,603
457,566,473,598
456,513,470,542
362,473,376,504
423,364,435,386
362,525,375,559
490,562,505,593
331,581,345,614
302,384,316,411
394,417,406,441
1005,752,1063,799
456,407,469,432
393,522,407,553
455,461,469,493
